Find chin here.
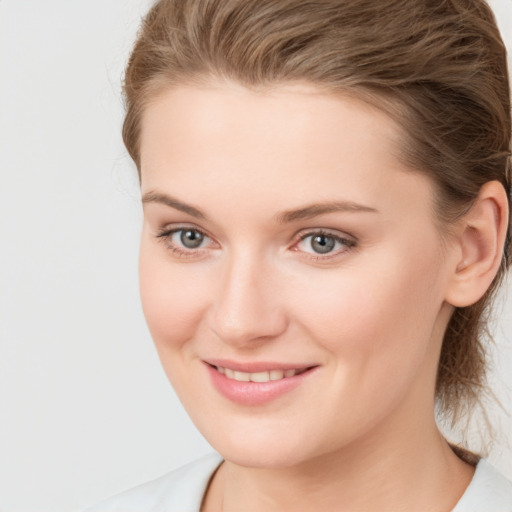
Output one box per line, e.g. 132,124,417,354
199,419,324,469
216,442,311,469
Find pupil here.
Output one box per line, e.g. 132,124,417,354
180,230,204,248
311,235,335,254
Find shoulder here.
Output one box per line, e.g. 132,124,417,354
80,452,223,512
452,459,512,512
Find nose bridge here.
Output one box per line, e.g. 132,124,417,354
209,246,287,345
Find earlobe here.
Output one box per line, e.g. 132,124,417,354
445,180,509,308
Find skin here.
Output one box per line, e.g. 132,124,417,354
137,80,507,511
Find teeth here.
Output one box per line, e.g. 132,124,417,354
270,370,284,380
233,371,250,382
216,366,302,382
250,371,270,382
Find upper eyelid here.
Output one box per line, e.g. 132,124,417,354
299,230,348,239
157,226,353,240
157,224,211,239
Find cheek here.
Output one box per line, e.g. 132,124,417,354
293,241,446,383
284,248,447,444
138,239,211,353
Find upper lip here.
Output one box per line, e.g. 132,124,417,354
203,358,317,373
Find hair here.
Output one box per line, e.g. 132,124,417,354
123,0,511,450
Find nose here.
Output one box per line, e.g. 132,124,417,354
208,250,289,347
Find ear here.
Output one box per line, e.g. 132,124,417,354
444,180,509,308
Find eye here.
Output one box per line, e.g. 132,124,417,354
295,231,356,257
176,228,205,249
156,226,214,257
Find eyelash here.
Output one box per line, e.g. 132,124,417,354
294,230,357,261
155,226,357,261
156,226,213,259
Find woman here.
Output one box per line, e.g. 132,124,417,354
84,0,512,510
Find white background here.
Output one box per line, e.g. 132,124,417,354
0,1,511,511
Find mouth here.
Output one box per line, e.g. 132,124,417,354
212,365,311,382
204,360,319,406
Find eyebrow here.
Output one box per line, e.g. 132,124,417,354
275,201,378,223
142,191,208,220
142,191,378,223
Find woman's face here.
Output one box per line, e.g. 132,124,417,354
138,81,456,467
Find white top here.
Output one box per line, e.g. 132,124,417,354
81,453,512,512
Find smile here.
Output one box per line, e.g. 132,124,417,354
215,365,309,382
204,361,318,406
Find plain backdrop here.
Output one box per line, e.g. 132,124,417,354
0,1,511,511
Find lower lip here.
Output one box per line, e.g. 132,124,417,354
205,364,317,406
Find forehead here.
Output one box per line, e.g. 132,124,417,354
139,81,435,223
140,81,401,168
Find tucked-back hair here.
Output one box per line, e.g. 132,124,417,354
123,0,511,446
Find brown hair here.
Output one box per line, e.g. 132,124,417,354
123,0,511,444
